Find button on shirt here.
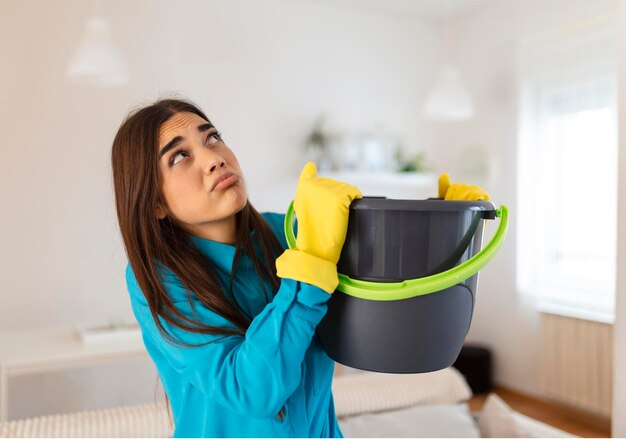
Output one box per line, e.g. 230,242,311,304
126,212,343,437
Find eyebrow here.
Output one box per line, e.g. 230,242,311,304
159,123,214,160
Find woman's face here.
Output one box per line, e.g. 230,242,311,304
155,111,247,239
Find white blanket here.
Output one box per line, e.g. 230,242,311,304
0,367,576,438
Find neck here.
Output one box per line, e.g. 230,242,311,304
187,214,238,245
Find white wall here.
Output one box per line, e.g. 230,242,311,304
0,0,439,418
612,1,626,435
0,0,438,332
436,0,618,397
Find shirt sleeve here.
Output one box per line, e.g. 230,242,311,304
126,265,331,419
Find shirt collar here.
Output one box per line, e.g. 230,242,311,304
187,229,258,274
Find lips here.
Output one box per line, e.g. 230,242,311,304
211,172,238,191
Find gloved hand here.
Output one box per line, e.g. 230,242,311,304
276,162,363,294
438,173,490,201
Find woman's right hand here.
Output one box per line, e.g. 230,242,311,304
276,162,362,294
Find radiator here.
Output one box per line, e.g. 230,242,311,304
540,313,613,417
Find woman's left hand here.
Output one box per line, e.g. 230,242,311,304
438,173,490,201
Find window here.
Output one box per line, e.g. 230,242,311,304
517,19,618,323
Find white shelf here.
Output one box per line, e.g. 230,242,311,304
320,171,436,185
319,171,438,200
76,322,143,345
254,171,438,213
0,326,148,421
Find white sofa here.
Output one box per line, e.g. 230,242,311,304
0,367,575,438
332,367,575,438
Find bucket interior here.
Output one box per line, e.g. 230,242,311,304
337,199,493,282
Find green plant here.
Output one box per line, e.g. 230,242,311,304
396,150,429,173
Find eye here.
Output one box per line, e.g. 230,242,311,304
168,131,223,167
169,150,188,166
206,130,223,145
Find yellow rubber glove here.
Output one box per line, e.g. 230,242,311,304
438,173,490,201
276,162,363,294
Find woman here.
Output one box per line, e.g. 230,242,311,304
111,97,488,438
111,97,363,437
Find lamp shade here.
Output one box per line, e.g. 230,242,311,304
422,65,474,121
66,16,130,86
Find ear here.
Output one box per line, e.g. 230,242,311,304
155,203,167,220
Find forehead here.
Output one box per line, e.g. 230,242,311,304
159,112,206,142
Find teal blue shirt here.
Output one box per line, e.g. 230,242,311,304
125,212,343,438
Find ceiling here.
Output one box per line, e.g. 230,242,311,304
312,0,492,22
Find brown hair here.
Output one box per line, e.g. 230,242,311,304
111,97,286,422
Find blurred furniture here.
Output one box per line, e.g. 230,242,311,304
453,344,493,394
258,170,437,215
319,171,438,200
0,367,576,438
0,326,146,421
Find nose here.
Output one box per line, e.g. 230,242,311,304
201,149,227,174
208,160,226,173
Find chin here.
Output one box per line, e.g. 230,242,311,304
225,190,248,214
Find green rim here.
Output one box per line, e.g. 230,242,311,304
285,201,508,301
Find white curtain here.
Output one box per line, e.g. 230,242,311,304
517,12,618,322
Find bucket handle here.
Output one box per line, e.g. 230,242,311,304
284,201,509,301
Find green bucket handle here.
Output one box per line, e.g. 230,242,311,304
284,201,509,301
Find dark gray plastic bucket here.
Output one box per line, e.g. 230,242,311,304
284,197,508,374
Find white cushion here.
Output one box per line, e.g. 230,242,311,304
512,411,578,438
339,403,480,438
476,393,530,437
332,367,473,418
476,393,577,438
0,403,172,438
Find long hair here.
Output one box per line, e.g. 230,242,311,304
111,97,286,422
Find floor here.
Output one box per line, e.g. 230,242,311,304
468,386,611,438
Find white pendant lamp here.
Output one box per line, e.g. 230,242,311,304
66,2,130,86
422,7,474,122
422,64,474,121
